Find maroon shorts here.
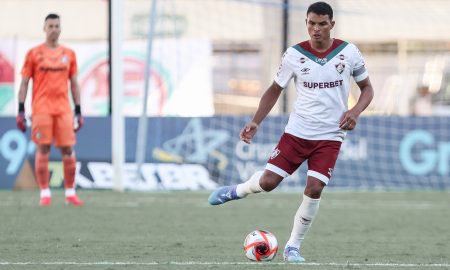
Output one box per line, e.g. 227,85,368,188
266,133,342,184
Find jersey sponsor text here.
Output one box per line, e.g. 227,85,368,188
303,80,344,89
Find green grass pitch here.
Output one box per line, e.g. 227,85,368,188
0,190,449,270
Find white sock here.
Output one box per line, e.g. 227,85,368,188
286,194,321,249
40,188,51,198
65,188,76,197
236,171,265,198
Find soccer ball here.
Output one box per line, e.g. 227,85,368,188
243,230,278,261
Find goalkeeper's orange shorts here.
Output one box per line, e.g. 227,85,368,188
31,114,76,147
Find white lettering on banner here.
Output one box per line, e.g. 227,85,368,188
123,164,154,190
157,163,217,190
235,161,265,181
183,164,219,190
137,164,160,190
74,162,94,188
87,162,114,189
77,162,216,191
234,160,302,186
340,138,368,161
235,141,275,161
157,163,186,190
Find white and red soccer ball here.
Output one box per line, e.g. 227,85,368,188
243,230,278,261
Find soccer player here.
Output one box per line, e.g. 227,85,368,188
16,13,84,206
208,1,374,262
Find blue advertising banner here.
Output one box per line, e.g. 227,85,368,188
1,116,449,190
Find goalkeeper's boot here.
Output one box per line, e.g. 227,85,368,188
283,245,305,263
208,185,240,205
65,195,84,206
39,196,52,206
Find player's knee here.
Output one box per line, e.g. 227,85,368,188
260,174,282,192
260,181,276,192
37,145,51,154
304,184,324,198
60,146,73,156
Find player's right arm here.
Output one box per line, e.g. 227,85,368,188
16,76,30,132
18,49,34,105
17,48,34,132
18,77,30,104
240,49,292,144
240,82,283,144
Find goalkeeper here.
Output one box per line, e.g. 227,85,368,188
209,1,374,263
16,13,84,206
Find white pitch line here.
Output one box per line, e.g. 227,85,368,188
0,261,449,267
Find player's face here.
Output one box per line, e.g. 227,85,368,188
44,18,61,42
306,12,334,42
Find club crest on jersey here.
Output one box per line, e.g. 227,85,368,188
335,63,345,74
61,55,68,64
270,148,281,160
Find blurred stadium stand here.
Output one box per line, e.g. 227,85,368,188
0,0,449,116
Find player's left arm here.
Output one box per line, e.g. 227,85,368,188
339,77,374,130
70,74,84,131
70,74,81,106
69,49,84,132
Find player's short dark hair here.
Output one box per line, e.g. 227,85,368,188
45,13,60,22
307,2,333,20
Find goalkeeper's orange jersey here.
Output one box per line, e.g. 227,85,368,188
21,43,77,115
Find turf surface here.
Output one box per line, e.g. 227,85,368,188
0,190,449,270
